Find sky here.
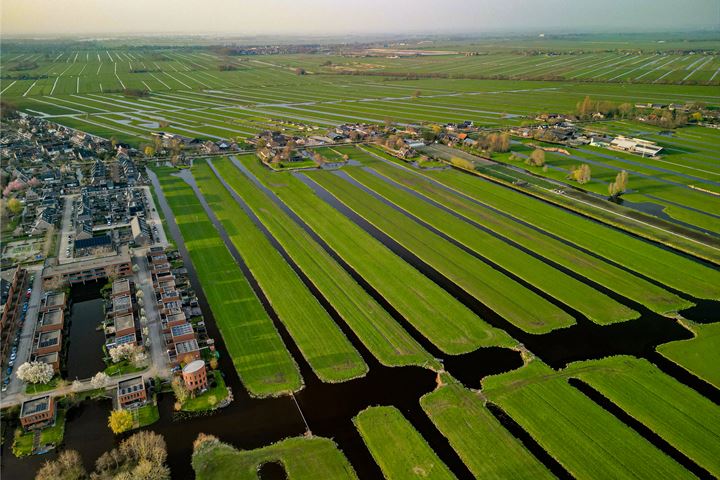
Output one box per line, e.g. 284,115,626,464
1,0,718,37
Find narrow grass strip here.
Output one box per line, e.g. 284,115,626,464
354,406,455,480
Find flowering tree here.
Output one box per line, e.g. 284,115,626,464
91,371,110,389
108,343,137,363
108,409,133,434
16,361,54,384
71,380,84,392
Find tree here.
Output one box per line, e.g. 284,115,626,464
294,67,306,75
171,377,190,405
450,157,475,170
144,145,155,157
7,197,23,215
526,149,545,167
109,344,137,364
91,371,110,389
132,264,140,273
608,170,629,198
16,361,54,384
569,164,592,184
576,96,595,118
35,449,87,480
108,409,134,434
209,357,218,370
412,90,422,98
72,380,85,392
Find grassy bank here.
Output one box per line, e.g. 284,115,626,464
483,360,692,479
567,355,720,477
306,169,575,334
193,160,367,383
657,322,720,389
152,166,302,397
213,158,435,369
420,379,553,479
239,155,514,354
354,406,454,480
192,435,358,479
345,159,639,324
361,147,693,315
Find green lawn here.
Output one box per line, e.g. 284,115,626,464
345,157,639,325
420,379,553,479
104,360,145,377
152,166,302,397
354,406,455,480
657,322,720,389
135,402,160,428
192,435,358,479
13,408,66,458
425,166,720,300
193,160,367,383
306,168,574,334
213,158,435,369
360,146,693,315
25,376,61,395
566,355,720,477
239,155,513,354
483,360,692,479
182,371,230,412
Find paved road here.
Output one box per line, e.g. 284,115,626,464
132,246,169,379
57,195,77,264
141,186,169,246
4,265,45,399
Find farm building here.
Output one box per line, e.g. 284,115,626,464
610,136,663,157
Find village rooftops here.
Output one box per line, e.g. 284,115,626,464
43,292,66,310
171,322,194,338
117,376,145,396
39,309,63,328
36,330,61,350
34,351,59,366
112,279,131,297
112,294,133,313
114,333,137,346
113,313,135,333
182,359,205,375
20,395,52,417
175,338,200,355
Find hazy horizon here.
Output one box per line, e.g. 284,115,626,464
2,0,718,37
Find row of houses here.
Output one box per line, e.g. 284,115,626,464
104,278,143,350
147,248,209,366
0,267,28,361
30,291,68,373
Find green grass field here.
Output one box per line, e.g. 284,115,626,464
657,322,720,389
152,166,302,397
212,157,436,369
181,371,230,412
192,435,357,480
306,168,575,334
423,167,720,301
483,360,692,479
192,160,368,383
343,154,639,324
566,356,720,476
239,155,514,354
420,379,553,479
360,146,693,315
354,406,455,480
